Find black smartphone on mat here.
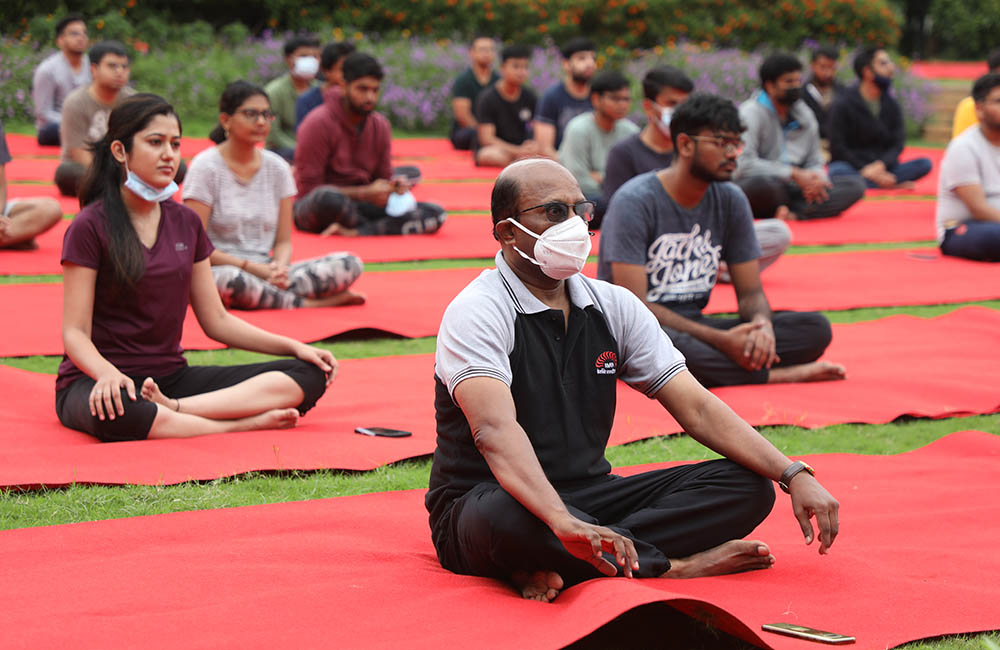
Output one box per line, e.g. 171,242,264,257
761,623,855,644
354,427,412,438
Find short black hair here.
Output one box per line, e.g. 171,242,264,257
972,72,1000,103
470,34,495,48
55,14,85,38
811,46,840,63
501,44,532,64
669,92,744,149
590,70,630,96
320,41,356,71
853,46,883,79
988,48,1000,73
89,40,129,66
283,35,321,57
642,66,694,101
490,173,521,238
760,52,803,86
561,37,596,60
342,52,383,83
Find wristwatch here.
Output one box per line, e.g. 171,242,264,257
778,461,815,493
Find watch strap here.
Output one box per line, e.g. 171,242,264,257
778,461,815,493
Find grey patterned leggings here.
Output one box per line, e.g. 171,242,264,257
213,252,363,310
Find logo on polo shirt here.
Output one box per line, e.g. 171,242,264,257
175,242,188,252
595,351,617,375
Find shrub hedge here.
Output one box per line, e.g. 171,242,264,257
7,0,899,52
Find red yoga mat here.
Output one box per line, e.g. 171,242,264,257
413,180,493,211
392,137,462,158
1,307,997,488
911,61,988,80
786,199,935,246
4,249,1000,357
1,431,998,650
3,157,59,182
705,247,1000,314
403,158,502,181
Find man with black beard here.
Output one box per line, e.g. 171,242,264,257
802,46,846,141
534,38,598,158
735,53,865,220
293,52,445,236
598,93,844,387
827,47,932,189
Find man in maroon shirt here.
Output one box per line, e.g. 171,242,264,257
293,52,446,236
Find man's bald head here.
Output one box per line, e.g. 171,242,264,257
490,159,579,237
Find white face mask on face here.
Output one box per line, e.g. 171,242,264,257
656,106,673,136
123,161,177,203
505,215,592,280
293,55,320,79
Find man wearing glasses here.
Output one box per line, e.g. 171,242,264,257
599,93,845,387
426,157,841,603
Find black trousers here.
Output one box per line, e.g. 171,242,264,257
663,311,833,387
293,185,446,236
736,174,865,221
433,459,775,588
55,360,327,442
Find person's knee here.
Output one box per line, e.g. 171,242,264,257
54,163,84,197
756,218,792,254
294,187,357,232
90,397,159,442
283,359,328,414
786,312,833,350
912,157,933,179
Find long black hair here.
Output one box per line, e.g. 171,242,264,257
208,80,269,144
79,93,182,294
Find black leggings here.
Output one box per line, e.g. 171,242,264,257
55,360,327,442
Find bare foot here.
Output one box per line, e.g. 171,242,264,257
774,205,797,221
245,408,299,431
664,540,774,579
511,570,564,602
141,377,173,408
895,180,916,190
768,361,846,384
304,290,367,308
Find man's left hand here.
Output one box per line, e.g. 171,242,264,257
789,473,840,554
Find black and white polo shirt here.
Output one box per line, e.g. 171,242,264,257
426,252,686,531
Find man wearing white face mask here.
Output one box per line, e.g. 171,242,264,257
265,36,321,162
603,66,692,204
426,158,842,603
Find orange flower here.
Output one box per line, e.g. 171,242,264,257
96,19,105,29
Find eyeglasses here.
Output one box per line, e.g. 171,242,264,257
237,108,277,122
515,200,596,223
691,135,745,155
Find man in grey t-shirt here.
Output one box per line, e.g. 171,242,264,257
31,15,91,146
557,69,638,226
598,93,845,387
936,73,1000,262
427,157,840,602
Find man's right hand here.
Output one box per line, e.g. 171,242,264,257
717,321,779,371
860,161,896,187
549,515,639,577
791,168,830,203
365,179,393,207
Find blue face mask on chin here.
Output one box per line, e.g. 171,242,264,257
123,162,178,203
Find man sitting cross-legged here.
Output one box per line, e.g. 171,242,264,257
474,44,547,168
937,73,1000,262
293,52,445,236
598,93,846,387
735,52,865,221
426,157,840,602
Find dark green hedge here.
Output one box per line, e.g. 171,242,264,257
7,0,899,51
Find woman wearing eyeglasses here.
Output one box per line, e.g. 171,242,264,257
183,81,364,310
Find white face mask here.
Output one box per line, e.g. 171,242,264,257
506,215,592,280
656,106,673,136
123,161,177,202
385,190,417,217
293,55,320,79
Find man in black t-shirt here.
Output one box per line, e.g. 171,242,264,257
426,157,841,602
474,44,548,167
450,35,500,150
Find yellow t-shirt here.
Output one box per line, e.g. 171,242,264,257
952,96,978,139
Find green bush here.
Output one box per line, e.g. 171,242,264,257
91,10,135,42
3,0,900,52
928,0,1000,59
219,21,250,47
178,20,216,49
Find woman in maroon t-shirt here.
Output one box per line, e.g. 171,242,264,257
57,93,336,442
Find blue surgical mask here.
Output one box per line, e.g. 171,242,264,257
873,74,893,91
123,162,178,203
